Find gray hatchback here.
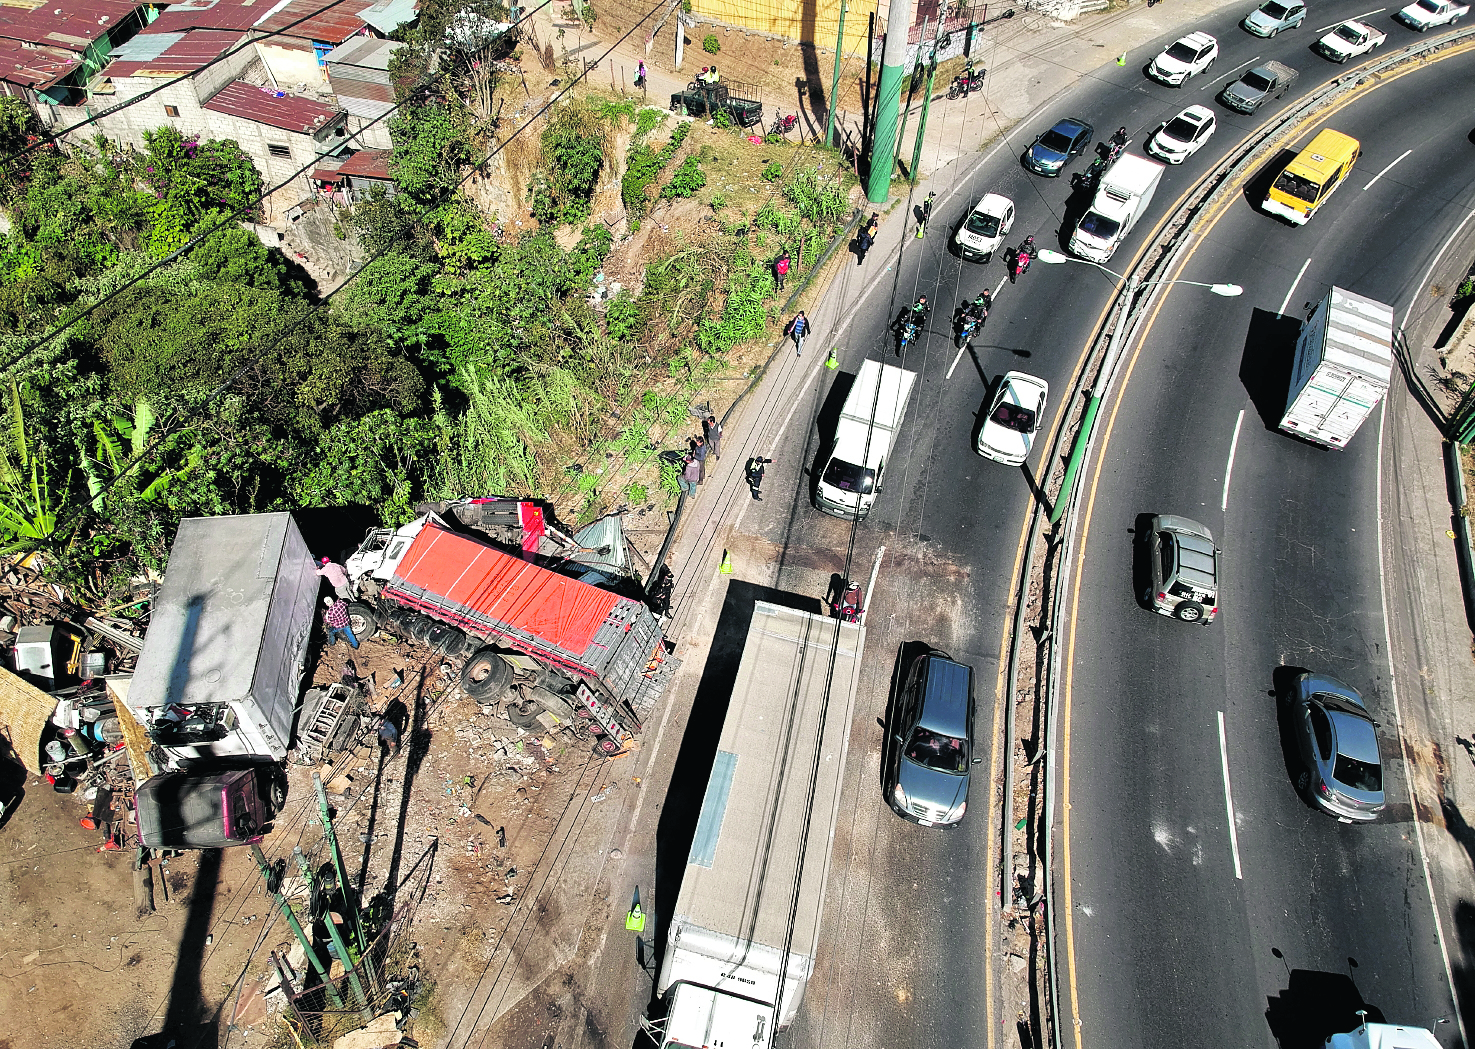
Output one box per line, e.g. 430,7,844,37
884,650,975,826
1144,514,1220,623
1290,671,1385,822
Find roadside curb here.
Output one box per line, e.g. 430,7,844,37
1444,441,1475,629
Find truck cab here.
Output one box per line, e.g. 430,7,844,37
814,361,918,519
661,984,772,1049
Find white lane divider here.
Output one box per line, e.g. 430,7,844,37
1202,55,1261,91
1221,409,1245,511
946,276,1010,379
1278,257,1312,318
1217,710,1244,880
1363,148,1411,191
1315,7,1386,31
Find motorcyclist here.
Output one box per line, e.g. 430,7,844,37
907,295,930,325
1110,126,1128,150
972,289,992,315
1010,237,1035,283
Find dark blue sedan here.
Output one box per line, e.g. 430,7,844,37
1024,117,1094,176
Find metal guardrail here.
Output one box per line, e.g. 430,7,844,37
1019,24,1475,1049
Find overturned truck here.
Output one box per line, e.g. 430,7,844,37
344,500,677,754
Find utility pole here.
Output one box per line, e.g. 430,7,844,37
313,772,370,961
909,23,941,180
865,0,915,203
826,0,849,148
250,845,344,1010
893,17,925,170
293,847,370,1016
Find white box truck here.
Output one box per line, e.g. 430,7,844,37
1068,154,1165,263
1279,286,1394,449
645,602,866,1049
814,359,918,519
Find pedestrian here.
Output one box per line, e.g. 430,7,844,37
916,191,936,238
857,227,874,265
774,250,790,291
709,64,719,84
323,596,359,649
636,59,647,87
866,212,880,240
315,556,352,599
692,434,709,484
377,715,401,756
678,455,701,498
704,414,722,459
745,456,772,501
783,310,809,356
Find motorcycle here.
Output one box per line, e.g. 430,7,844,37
832,581,865,623
946,69,986,100
1011,246,1034,281
1071,154,1109,193
955,303,986,347
770,113,799,136
899,316,922,352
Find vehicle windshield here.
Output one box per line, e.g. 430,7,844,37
1039,129,1074,153
1334,23,1363,40
1163,117,1199,141
1165,41,1198,62
1416,0,1441,12
1077,211,1121,239
1239,70,1273,91
822,457,876,494
905,728,969,773
1333,753,1382,792
1272,169,1322,202
1260,1,1289,15
991,399,1036,433
966,211,1002,237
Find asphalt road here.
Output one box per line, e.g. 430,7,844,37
1055,44,1475,1049
715,7,1475,1049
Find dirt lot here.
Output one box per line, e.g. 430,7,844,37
0,619,629,1049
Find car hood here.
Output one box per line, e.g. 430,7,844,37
1029,142,1068,165
981,422,1031,462
957,226,1002,247
1153,131,1192,154
1243,9,1282,30
1318,30,1357,51
897,758,969,813
1152,53,1192,74
1225,79,1267,100
1399,2,1435,19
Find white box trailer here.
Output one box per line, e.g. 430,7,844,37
1069,154,1165,263
1279,287,1394,449
814,359,918,519
649,602,866,1049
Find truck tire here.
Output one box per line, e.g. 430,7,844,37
346,602,380,639
505,694,544,728
425,623,464,657
1174,601,1205,623
268,768,288,812
408,614,436,643
460,648,513,698
592,735,621,757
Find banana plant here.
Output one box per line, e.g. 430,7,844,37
0,378,67,553
81,400,197,511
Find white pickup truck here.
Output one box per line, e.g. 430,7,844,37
1315,19,1386,60
1396,0,1468,29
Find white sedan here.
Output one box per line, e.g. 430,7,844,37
1148,31,1219,86
977,372,1048,466
1147,105,1217,164
952,193,1015,264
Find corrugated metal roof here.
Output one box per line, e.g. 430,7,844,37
323,32,396,68
0,35,78,87
355,0,414,33
334,145,388,178
202,79,342,132
107,27,238,76
254,0,365,43
335,90,390,117
148,0,365,41
147,0,264,34
0,0,140,51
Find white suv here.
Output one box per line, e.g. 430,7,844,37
1149,32,1219,85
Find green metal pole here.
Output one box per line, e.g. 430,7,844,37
893,20,926,169
908,43,938,180
826,0,849,148
866,0,913,203
294,847,370,1017
250,845,344,1010
313,772,369,959
1049,394,1101,525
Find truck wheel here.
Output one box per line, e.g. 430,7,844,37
1174,601,1205,622
592,737,621,757
505,695,544,728
408,614,436,643
460,648,513,697
346,603,380,639
425,623,464,656
268,768,288,812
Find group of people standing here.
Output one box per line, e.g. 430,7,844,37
677,410,723,499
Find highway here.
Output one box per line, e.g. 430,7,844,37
742,5,1475,1048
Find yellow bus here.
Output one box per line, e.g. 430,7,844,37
1264,129,1361,225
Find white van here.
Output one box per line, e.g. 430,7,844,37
814,360,918,519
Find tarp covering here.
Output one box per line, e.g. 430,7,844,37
571,515,631,576
0,665,56,772
391,524,620,656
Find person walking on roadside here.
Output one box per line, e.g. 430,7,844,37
916,191,936,238
745,456,772,500
784,311,809,356
315,556,352,599
857,225,874,265
774,250,791,291
324,597,359,649
704,414,722,459
636,59,647,88
866,212,880,241
692,434,709,484
678,455,701,498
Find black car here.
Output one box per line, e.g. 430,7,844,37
1024,117,1094,176
884,649,976,826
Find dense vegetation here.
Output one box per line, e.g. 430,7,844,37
0,66,852,603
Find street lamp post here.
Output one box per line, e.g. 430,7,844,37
1035,249,1242,524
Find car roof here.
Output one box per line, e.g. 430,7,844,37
916,655,972,737
1176,30,1217,47
1328,708,1380,764
972,192,1013,214
1051,117,1090,135
1175,105,1215,123
1000,371,1048,407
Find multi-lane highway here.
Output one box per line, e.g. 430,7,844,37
744,5,1475,1048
